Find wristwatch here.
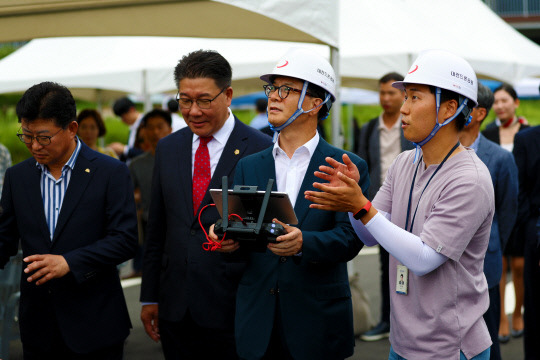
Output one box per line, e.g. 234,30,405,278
353,200,372,220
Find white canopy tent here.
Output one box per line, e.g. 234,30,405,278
4,0,540,145
0,0,338,47
339,0,540,90
514,77,540,97
0,36,328,103
0,0,343,145
8,0,539,96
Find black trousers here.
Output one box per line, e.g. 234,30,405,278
260,294,345,360
262,294,294,360
160,310,238,360
23,343,123,360
22,318,123,360
523,217,540,360
380,246,391,323
483,284,501,360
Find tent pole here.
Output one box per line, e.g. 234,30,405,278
330,46,343,149
142,69,152,112
96,88,103,114
347,102,354,151
95,88,106,148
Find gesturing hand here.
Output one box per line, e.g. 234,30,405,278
313,154,360,186
306,154,366,214
307,170,365,213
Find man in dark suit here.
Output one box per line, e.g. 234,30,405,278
356,72,413,341
211,48,368,360
459,83,518,360
0,82,138,359
140,50,272,359
512,125,540,360
109,97,144,162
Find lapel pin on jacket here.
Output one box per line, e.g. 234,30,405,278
234,149,240,155
85,168,90,173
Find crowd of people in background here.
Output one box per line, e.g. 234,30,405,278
0,47,539,360
0,142,11,195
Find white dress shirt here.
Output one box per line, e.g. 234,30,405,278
191,109,235,177
272,132,319,207
126,114,144,151
378,114,402,185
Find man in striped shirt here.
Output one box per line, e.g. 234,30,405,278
0,82,138,359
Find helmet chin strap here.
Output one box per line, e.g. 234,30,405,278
411,87,472,163
269,81,331,142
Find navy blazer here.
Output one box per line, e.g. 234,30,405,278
140,117,272,329
513,126,540,249
0,142,138,353
357,116,413,200
475,134,518,288
233,138,369,360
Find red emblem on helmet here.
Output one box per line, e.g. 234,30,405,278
408,65,419,74
277,60,289,68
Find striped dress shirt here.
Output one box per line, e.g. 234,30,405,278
36,138,82,240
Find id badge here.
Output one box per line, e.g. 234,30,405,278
396,265,408,295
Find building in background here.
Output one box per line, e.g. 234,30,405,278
484,0,540,45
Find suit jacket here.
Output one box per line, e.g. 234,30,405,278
513,126,540,249
0,142,138,353
140,117,272,330
357,116,413,200
121,146,144,163
233,138,369,360
475,134,518,288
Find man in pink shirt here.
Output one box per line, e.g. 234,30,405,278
306,50,494,359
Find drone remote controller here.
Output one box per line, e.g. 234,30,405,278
212,177,288,250
214,219,286,244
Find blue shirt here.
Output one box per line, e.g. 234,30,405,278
250,113,269,130
36,138,82,240
469,134,481,153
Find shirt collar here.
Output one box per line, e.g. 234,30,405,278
470,133,481,153
378,114,402,130
36,137,82,173
130,114,144,131
272,131,320,159
192,108,235,145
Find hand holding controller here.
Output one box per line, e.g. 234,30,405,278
262,222,286,243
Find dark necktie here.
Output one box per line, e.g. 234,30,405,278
193,136,213,215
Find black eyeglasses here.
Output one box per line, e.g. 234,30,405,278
16,128,63,146
176,86,228,109
263,84,314,99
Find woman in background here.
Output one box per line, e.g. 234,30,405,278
482,83,529,344
482,83,528,151
77,109,118,158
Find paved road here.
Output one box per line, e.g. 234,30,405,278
5,250,524,359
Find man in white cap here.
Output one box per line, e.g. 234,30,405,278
306,49,494,359
211,47,369,360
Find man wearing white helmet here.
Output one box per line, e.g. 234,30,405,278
306,49,495,359
210,47,369,359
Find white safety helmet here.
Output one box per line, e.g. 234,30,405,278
260,47,336,102
392,49,478,106
260,47,336,139
392,49,478,162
